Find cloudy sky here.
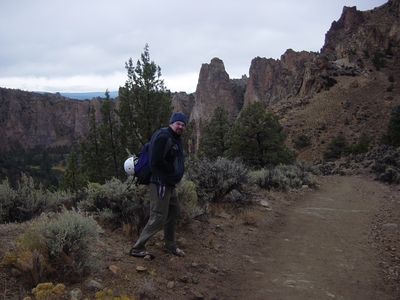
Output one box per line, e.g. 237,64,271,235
0,0,387,94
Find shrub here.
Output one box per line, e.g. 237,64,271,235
1,227,52,286
185,157,250,205
351,133,371,155
249,163,319,191
372,52,385,70
295,161,321,176
0,174,75,224
31,282,65,300
33,209,101,282
176,179,206,224
95,288,136,300
0,179,17,223
78,178,149,234
323,134,351,160
293,134,311,149
2,210,100,286
249,168,288,191
371,145,400,184
381,104,400,147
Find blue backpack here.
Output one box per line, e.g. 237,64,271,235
133,142,152,185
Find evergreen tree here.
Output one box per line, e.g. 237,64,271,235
198,106,231,160
381,104,400,147
98,90,121,179
323,134,351,160
80,104,104,182
226,101,296,168
59,146,85,191
352,132,371,154
117,44,173,153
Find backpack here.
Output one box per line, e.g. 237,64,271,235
133,142,152,185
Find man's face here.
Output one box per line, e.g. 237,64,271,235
170,121,186,135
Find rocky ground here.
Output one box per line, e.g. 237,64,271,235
1,173,399,299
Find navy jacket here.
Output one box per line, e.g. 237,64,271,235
148,126,184,186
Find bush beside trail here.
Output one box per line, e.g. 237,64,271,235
317,145,400,184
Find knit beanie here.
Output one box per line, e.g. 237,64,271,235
169,112,187,125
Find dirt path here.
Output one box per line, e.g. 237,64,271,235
1,175,399,299
231,175,397,300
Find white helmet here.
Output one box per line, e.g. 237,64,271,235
124,156,135,175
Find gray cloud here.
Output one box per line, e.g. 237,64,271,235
0,0,387,93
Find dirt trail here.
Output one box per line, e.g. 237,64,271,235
232,175,397,300
1,175,399,299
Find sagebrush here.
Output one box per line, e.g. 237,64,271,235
185,157,250,205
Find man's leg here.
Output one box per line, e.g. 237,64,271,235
163,188,181,250
130,183,171,253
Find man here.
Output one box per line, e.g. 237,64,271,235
130,112,187,258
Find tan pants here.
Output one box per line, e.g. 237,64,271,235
131,183,180,252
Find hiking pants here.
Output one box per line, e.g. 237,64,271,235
131,183,181,251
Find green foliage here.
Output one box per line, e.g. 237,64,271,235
95,288,136,300
185,157,249,205
2,209,100,285
249,163,319,191
79,104,105,183
323,134,351,160
226,102,297,167
198,106,231,159
0,174,75,223
31,282,66,300
78,178,150,234
352,132,371,155
1,227,51,286
293,134,311,149
0,178,16,223
176,179,206,224
59,146,86,191
117,44,172,155
387,84,394,92
388,74,394,82
372,52,385,70
33,209,101,282
98,90,123,179
0,144,68,189
381,105,400,147
371,145,400,184
80,91,124,184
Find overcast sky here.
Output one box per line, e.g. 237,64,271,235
0,0,387,94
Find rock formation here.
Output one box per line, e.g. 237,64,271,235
189,57,240,151
0,88,102,148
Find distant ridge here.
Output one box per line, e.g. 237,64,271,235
35,91,119,100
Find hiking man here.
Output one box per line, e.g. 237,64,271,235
130,112,187,258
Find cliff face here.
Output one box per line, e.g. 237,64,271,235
0,88,102,148
189,57,239,150
244,50,319,107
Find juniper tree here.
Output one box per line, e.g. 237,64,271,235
97,90,121,179
226,101,296,168
323,134,351,160
198,106,231,160
59,146,85,191
79,104,104,183
381,104,400,147
117,44,173,154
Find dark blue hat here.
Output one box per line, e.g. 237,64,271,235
169,112,187,125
